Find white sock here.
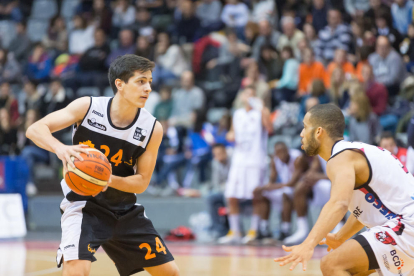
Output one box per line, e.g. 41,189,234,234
296,217,309,233
281,222,290,234
260,220,269,235
250,215,260,232
228,214,240,234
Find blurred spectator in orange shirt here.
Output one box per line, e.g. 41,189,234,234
355,46,374,82
379,131,408,167
298,48,325,96
324,48,355,88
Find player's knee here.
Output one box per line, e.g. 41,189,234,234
294,182,307,196
62,260,90,276
320,255,336,275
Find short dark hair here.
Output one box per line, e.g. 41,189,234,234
108,54,155,93
308,104,345,139
274,141,287,148
213,143,226,150
380,131,395,142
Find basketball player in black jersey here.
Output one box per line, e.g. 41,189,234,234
27,55,179,276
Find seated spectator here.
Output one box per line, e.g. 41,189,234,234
106,29,136,66
196,0,223,37
391,0,413,35
7,21,31,63
324,49,355,89
130,8,155,42
209,113,232,146
65,28,110,95
379,131,408,166
244,21,259,50
311,0,328,33
329,67,349,109
135,36,154,61
154,86,173,121
112,0,136,31
0,108,17,155
207,143,231,238
183,110,212,188
272,46,299,107
355,46,373,82
345,0,370,17
350,20,365,56
0,82,18,125
26,43,53,83
153,32,188,88
0,0,22,22
21,79,41,115
259,45,284,84
234,61,270,109
169,71,204,128
91,0,112,35
347,92,381,144
69,15,96,55
365,0,391,27
303,23,319,53
135,0,163,15
400,23,414,73
361,63,388,116
375,10,402,50
314,9,352,64
369,36,407,99
42,16,68,53
20,109,49,196
221,0,250,40
39,78,72,119
298,48,325,96
0,48,20,83
251,0,275,24
277,16,305,58
251,20,281,61
299,79,330,120
175,0,200,43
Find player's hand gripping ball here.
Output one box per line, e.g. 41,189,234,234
65,148,111,196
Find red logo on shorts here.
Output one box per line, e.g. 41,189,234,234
375,231,397,245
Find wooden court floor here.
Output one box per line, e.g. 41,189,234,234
1,241,380,276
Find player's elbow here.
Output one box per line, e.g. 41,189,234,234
26,123,36,140
333,200,349,213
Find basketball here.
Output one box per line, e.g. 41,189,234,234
65,148,111,196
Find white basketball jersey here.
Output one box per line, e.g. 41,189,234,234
275,149,302,183
330,140,414,228
232,108,268,167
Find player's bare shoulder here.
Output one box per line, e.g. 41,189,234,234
146,121,163,150
67,96,92,124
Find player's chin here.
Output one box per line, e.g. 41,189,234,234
135,98,147,108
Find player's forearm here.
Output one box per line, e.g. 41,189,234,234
335,215,365,242
109,174,150,194
303,200,349,248
26,122,64,153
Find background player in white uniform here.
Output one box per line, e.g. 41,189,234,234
218,86,273,244
250,142,307,243
283,156,335,245
26,55,179,276
275,104,414,276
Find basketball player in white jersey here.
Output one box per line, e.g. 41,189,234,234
283,155,335,245
248,142,307,244
275,104,414,275
218,85,273,244
26,55,179,276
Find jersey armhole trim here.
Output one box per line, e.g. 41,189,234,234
76,96,92,130
146,119,158,148
328,148,373,190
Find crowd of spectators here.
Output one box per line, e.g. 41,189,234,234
4,0,414,239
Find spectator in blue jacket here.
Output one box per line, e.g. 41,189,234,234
391,0,413,35
26,43,53,83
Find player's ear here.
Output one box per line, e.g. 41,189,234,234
115,79,124,92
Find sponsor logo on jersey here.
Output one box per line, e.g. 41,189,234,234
64,244,75,250
92,110,104,117
390,250,404,275
383,254,390,270
375,231,397,245
133,127,147,142
352,206,363,219
411,193,414,200
360,188,398,220
88,244,96,254
88,118,107,131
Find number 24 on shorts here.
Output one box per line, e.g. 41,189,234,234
139,237,167,260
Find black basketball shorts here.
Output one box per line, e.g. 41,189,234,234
56,199,174,276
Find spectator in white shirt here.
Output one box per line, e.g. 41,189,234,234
277,16,305,59
221,0,250,40
112,0,136,29
68,15,95,55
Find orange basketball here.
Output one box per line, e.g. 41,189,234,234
65,148,111,196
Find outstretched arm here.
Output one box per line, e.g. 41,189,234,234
26,97,92,172
109,121,163,194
